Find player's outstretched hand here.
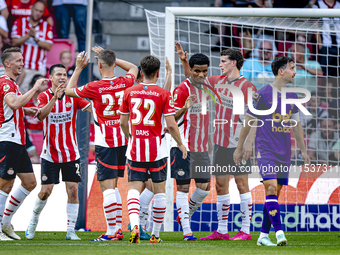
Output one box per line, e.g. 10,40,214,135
33,78,48,91
178,144,187,159
233,147,243,165
301,152,311,165
76,51,90,69
184,95,197,109
92,46,104,58
175,42,187,61
24,107,40,117
165,57,172,73
54,84,66,99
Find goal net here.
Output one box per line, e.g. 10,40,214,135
145,7,340,232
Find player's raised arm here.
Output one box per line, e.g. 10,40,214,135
176,42,191,78
5,78,48,110
65,51,90,97
163,57,172,91
37,85,65,121
292,120,311,165
116,58,138,78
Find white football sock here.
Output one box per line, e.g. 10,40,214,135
31,196,47,223
2,185,30,225
188,188,209,216
0,190,9,232
217,194,230,234
176,191,191,236
240,192,252,234
127,189,140,228
66,203,79,232
152,193,166,238
103,189,117,235
259,232,269,239
115,187,122,230
139,188,154,228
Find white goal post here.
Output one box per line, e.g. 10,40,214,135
146,7,340,232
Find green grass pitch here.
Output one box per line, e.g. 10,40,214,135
1,231,339,255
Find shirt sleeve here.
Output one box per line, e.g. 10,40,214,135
43,22,53,44
242,81,257,106
0,0,6,11
173,85,188,110
0,15,8,32
120,73,135,88
0,82,16,102
246,91,263,119
163,90,176,116
118,89,130,115
37,93,48,108
74,83,95,99
75,97,91,111
10,18,21,38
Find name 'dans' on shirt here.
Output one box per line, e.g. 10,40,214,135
49,111,72,124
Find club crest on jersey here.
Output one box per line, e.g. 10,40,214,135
178,169,185,176
42,175,48,181
169,99,174,108
7,168,14,175
78,86,84,91
66,102,72,108
143,85,148,90
174,93,178,101
37,100,40,105
3,84,10,92
110,80,114,85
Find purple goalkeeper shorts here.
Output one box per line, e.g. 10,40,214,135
257,158,290,185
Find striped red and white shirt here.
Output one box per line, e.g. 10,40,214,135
207,75,256,148
38,89,90,163
119,83,176,162
171,79,210,152
11,17,53,71
74,74,135,148
0,75,25,145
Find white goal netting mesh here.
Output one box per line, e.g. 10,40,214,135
145,9,340,232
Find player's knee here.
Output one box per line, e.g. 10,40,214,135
215,180,227,194
266,185,277,196
0,181,14,194
176,183,190,193
23,179,37,192
67,185,79,202
235,180,248,193
39,189,52,200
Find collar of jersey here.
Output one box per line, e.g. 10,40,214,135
5,75,16,83
226,75,243,84
49,88,65,100
140,82,157,86
27,17,43,28
102,76,117,80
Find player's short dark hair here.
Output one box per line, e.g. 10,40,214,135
220,49,244,70
140,55,160,79
98,49,116,67
136,66,142,80
271,56,294,76
188,53,210,68
1,47,21,65
49,64,66,75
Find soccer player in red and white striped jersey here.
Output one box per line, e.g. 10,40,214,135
11,1,53,93
171,49,213,241
119,55,187,243
65,48,138,241
176,44,257,241
25,63,91,241
0,47,48,241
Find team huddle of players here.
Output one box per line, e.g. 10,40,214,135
0,43,310,246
